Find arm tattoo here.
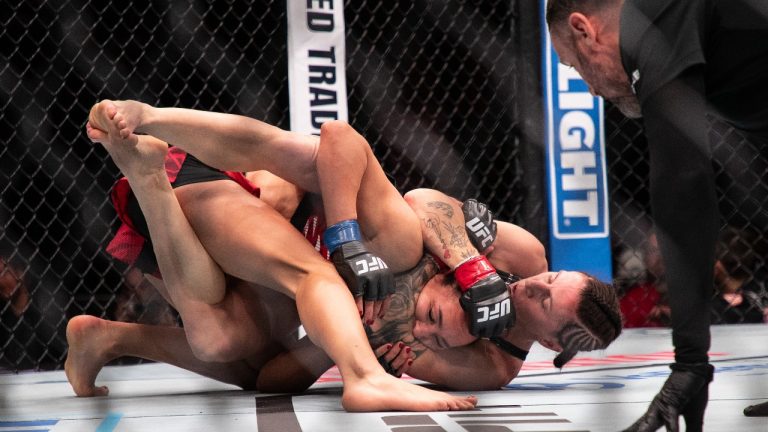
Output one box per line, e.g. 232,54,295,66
427,200,453,218
423,200,473,260
365,255,438,359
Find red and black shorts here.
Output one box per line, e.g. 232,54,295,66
106,147,260,275
106,147,330,276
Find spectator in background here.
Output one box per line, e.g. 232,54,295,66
0,253,67,371
1,255,31,371
711,227,766,324
113,266,177,326
0,256,29,317
620,232,671,328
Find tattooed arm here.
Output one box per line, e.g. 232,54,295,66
409,340,523,390
403,190,477,269
404,188,548,277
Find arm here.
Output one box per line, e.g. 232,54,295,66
404,188,515,338
256,337,335,393
486,221,548,277
404,188,547,276
316,121,428,322
403,188,476,268
408,340,523,390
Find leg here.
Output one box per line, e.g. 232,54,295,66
148,275,293,363
64,315,263,397
90,104,477,411
622,76,718,432
89,100,321,191
86,121,227,305
317,120,423,271
174,181,477,410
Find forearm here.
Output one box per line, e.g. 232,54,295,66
257,338,334,393
486,221,548,277
403,188,476,268
408,341,520,390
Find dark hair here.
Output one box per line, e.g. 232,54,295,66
579,276,622,345
545,0,619,28
553,275,622,368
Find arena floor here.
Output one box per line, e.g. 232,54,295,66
1,324,766,432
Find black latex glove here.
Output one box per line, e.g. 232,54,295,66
621,362,714,432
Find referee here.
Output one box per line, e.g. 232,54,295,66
545,0,768,430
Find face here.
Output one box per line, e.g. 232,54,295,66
509,271,589,352
550,26,642,119
412,274,476,351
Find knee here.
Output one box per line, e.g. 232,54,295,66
293,267,348,311
188,331,244,363
319,121,369,152
319,119,353,137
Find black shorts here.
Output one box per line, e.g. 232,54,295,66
125,152,232,240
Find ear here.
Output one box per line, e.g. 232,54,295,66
567,12,597,46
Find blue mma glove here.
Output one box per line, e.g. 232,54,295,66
324,219,394,301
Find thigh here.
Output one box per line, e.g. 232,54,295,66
147,275,275,358
174,179,336,299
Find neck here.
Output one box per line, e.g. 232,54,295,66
503,327,536,350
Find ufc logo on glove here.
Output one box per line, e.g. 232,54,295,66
466,217,493,249
476,298,512,323
354,256,388,274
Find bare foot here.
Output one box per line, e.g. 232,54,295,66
87,106,169,180
341,372,477,412
88,100,117,132
65,315,118,397
89,100,147,139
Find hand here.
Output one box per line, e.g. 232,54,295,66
455,256,515,338
324,220,395,322
462,199,498,253
622,362,714,432
374,341,414,378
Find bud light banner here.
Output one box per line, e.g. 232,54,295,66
540,4,612,281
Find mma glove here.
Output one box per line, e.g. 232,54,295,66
462,199,498,253
324,219,394,301
455,255,515,338
622,362,714,432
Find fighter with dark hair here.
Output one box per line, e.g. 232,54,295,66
66,100,622,405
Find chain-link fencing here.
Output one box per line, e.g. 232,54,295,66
1,0,766,372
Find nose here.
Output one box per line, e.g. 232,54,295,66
412,320,434,339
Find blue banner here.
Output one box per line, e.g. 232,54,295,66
540,4,612,281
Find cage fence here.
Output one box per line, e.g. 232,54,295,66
1,0,766,372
